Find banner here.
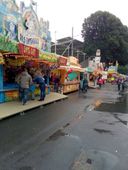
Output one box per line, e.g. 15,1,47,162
58,56,67,66
39,52,58,63
18,43,39,57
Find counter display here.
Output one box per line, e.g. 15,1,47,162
5,90,19,102
63,82,79,93
59,68,80,94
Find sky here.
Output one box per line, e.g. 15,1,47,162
16,0,128,42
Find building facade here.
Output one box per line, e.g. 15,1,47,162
51,37,85,63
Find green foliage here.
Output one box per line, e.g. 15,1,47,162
118,65,128,74
82,11,128,65
0,35,18,53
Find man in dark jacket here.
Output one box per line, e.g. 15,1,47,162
33,71,46,101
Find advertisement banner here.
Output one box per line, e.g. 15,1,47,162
39,52,58,63
18,43,39,57
58,56,67,66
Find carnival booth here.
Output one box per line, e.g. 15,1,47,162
0,43,39,103
0,0,53,103
85,67,95,86
57,56,84,94
39,51,59,94
107,66,118,83
0,43,58,103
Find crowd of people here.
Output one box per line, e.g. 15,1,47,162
80,73,128,93
15,66,128,105
15,67,61,105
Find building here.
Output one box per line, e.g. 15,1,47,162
51,37,86,63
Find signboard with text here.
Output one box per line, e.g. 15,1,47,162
58,56,67,66
18,43,39,57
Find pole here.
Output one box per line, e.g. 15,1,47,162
55,31,56,54
71,27,74,56
77,50,79,59
35,2,37,14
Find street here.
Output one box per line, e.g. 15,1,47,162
0,83,128,170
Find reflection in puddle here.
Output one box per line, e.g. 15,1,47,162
47,129,68,141
95,93,128,114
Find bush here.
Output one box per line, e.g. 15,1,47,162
118,65,128,75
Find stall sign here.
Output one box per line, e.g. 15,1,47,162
96,49,101,56
18,43,39,57
39,52,58,63
108,66,117,73
68,56,78,66
95,57,101,64
58,56,67,66
68,72,78,81
18,8,47,51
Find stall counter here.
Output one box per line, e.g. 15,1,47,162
62,81,79,94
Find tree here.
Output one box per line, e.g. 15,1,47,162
82,11,128,65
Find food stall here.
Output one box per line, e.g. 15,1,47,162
0,0,53,103
107,66,118,83
1,43,39,102
58,56,84,94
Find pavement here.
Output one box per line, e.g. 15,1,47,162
71,150,93,170
0,92,68,120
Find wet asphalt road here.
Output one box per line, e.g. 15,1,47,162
0,84,128,170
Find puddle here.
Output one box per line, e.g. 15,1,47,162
85,104,95,112
97,120,120,125
113,113,127,125
63,123,70,128
86,158,92,164
95,93,128,114
86,149,119,170
46,113,84,142
47,129,68,141
66,134,81,141
85,100,102,112
94,128,113,135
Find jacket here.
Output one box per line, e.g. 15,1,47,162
18,71,32,89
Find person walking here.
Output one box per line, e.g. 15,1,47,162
17,67,32,105
116,76,124,91
97,75,103,88
53,75,60,92
33,70,46,101
83,77,88,92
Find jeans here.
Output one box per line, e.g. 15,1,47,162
54,83,59,92
39,84,46,100
21,88,29,104
29,85,36,100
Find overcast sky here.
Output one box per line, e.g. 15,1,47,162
16,0,128,42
